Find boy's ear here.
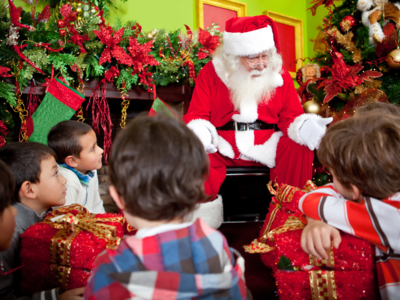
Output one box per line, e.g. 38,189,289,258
65,155,78,168
19,181,37,200
350,184,362,202
109,185,125,210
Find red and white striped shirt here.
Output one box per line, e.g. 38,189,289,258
299,184,400,300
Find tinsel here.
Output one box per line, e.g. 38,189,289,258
0,120,7,147
26,79,40,116
86,79,113,162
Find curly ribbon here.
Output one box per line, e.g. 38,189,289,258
41,204,125,291
243,180,316,254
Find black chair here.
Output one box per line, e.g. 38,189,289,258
220,167,272,222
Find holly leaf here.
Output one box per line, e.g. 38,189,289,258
277,256,295,271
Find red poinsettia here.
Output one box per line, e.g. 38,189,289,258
0,66,12,77
104,66,120,82
197,28,220,59
308,0,339,16
93,27,132,65
318,51,382,103
127,37,160,74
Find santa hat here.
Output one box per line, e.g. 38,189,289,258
223,15,280,56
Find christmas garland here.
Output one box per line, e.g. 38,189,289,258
0,0,222,137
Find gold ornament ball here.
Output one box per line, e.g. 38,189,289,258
387,48,400,70
146,29,158,40
303,100,321,114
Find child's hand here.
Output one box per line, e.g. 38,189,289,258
60,287,85,300
300,216,342,260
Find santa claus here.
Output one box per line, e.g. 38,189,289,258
184,16,331,225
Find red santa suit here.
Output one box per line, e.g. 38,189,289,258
183,16,325,198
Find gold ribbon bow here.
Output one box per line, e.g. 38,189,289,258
243,180,316,254
42,204,125,291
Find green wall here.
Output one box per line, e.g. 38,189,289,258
13,0,331,64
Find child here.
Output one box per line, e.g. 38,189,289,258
0,160,17,253
0,142,84,299
84,115,249,300
299,113,400,300
355,101,400,116
48,121,105,213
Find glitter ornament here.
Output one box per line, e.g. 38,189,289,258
387,48,400,70
340,15,356,32
59,29,66,37
56,19,66,28
303,99,321,114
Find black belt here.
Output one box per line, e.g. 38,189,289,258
217,120,277,131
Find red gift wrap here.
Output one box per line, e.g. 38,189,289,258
244,181,380,299
275,269,379,300
20,204,127,293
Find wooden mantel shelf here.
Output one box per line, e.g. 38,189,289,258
20,80,193,113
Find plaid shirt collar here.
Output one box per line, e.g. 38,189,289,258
59,163,94,187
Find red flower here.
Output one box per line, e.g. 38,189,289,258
104,67,120,82
0,66,12,77
127,37,160,74
197,28,220,60
318,51,382,103
93,27,132,66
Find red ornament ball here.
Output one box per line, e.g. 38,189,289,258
59,29,67,37
340,15,356,32
56,19,66,28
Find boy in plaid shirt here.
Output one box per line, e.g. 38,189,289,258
84,115,249,300
299,113,400,300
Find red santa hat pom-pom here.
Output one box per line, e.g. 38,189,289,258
223,15,280,56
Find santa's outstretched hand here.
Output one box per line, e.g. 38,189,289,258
299,117,333,151
187,122,218,153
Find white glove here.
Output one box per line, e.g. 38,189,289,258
188,123,217,153
299,117,333,151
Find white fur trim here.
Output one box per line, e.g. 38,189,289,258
187,119,218,148
287,114,322,145
357,0,374,12
224,27,274,56
187,195,223,229
217,135,235,159
235,130,283,168
231,100,258,123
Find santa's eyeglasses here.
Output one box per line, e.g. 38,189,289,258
243,53,269,69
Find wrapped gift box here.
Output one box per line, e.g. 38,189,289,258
274,230,376,271
244,181,380,299
20,204,126,293
275,269,379,300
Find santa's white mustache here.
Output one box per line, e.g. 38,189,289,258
250,68,266,76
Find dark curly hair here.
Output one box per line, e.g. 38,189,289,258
318,112,400,199
109,114,209,221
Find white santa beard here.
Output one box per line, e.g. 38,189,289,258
228,62,277,111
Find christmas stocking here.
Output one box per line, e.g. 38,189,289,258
26,78,85,145
148,97,178,119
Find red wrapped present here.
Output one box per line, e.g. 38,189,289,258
275,269,379,300
243,181,380,299
20,204,126,293
274,230,376,272
243,181,316,268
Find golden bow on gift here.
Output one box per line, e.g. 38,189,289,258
243,180,316,254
